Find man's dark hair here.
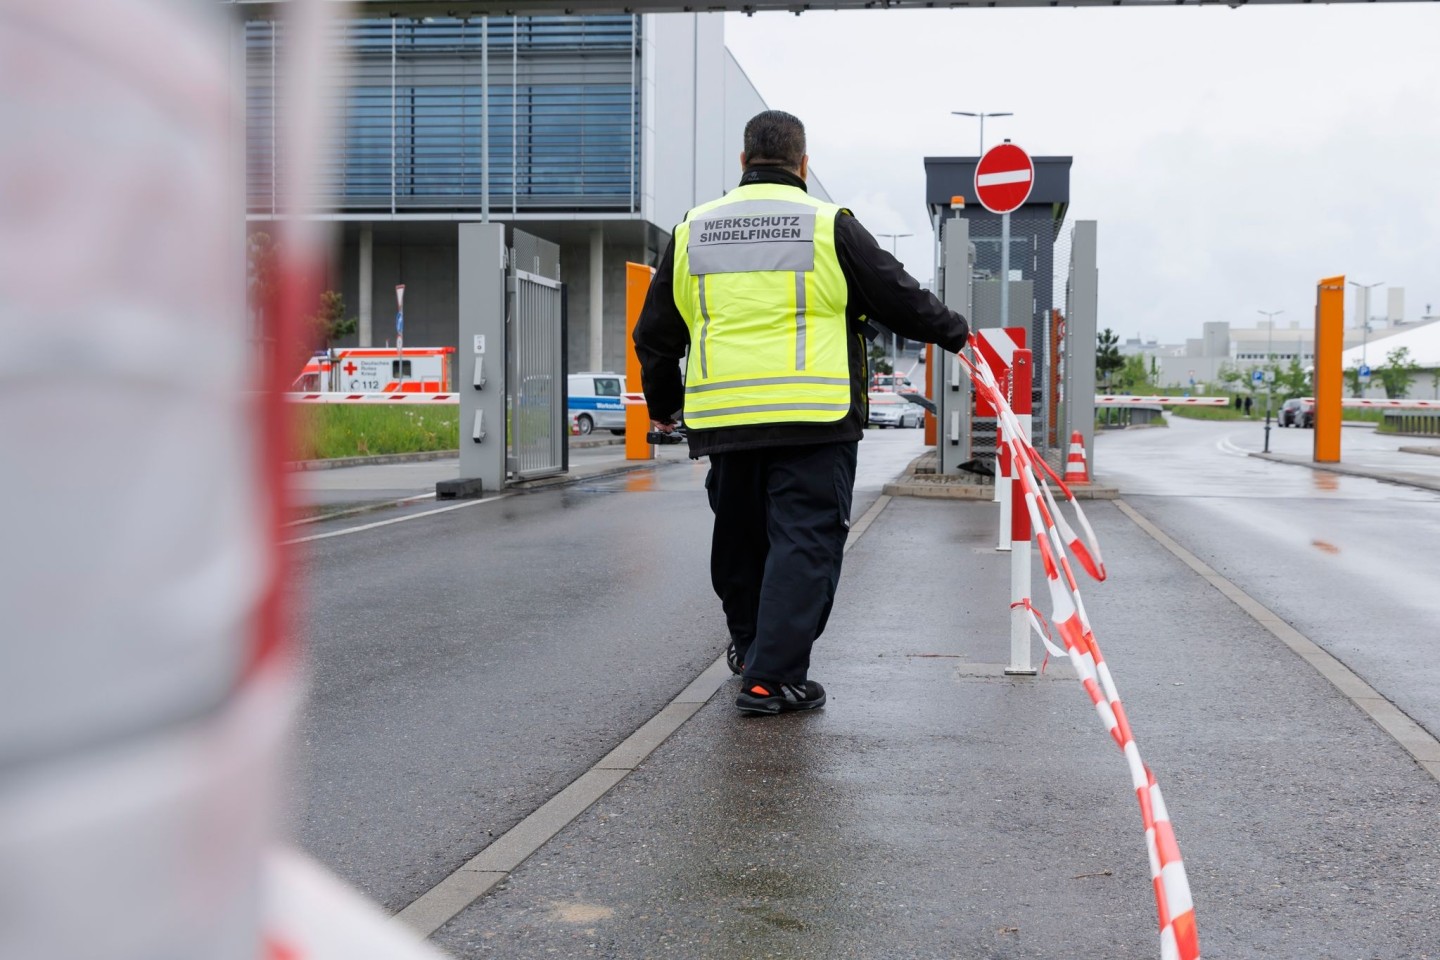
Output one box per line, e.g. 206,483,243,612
743,111,806,170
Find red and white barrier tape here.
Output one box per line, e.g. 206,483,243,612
964,341,1201,960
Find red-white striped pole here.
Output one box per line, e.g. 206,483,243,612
1007,350,1034,675
995,407,1012,550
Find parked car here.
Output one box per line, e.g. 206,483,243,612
1279,397,1315,428
868,391,924,429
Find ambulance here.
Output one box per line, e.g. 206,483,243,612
291,347,455,393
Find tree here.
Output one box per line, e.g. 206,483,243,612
1343,367,1363,398
308,290,358,352
1095,328,1123,387
1113,353,1151,393
1376,346,1419,399
868,341,893,376
1273,357,1309,399
1216,363,1244,391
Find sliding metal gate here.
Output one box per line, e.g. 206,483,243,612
507,230,565,480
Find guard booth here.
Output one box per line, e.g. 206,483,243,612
925,155,1072,474
453,225,568,495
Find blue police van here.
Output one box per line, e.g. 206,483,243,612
567,372,626,435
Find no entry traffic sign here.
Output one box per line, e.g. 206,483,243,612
974,143,1034,215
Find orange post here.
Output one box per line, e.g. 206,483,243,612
1314,274,1345,464
624,262,656,460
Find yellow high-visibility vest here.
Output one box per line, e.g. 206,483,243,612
673,182,853,429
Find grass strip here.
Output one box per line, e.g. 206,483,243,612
294,405,459,460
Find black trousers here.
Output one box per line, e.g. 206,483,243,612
705,441,858,686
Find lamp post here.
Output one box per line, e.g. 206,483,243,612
1349,279,1384,379
1258,308,1284,452
877,232,913,375
951,110,1013,156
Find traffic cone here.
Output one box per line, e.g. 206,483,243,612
570,415,580,436
1063,431,1090,484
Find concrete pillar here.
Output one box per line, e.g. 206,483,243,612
589,222,604,372
1066,221,1098,471
936,216,971,475
358,224,373,346
455,223,507,495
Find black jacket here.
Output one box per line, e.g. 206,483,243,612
632,166,970,458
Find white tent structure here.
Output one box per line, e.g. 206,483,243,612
1339,322,1440,399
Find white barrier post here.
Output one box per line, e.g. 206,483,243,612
1006,349,1036,675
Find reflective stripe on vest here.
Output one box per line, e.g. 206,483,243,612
673,184,850,430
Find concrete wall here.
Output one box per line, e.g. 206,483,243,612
1203,321,1229,358
336,229,459,352
644,13,728,232
561,234,646,377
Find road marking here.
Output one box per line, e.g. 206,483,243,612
392,490,896,938
284,495,508,545
283,491,436,529
1215,434,1250,457
1116,498,1440,784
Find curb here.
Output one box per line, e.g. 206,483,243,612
286,437,625,472
1399,446,1440,458
883,479,1120,500
1250,451,1440,494
886,451,1119,500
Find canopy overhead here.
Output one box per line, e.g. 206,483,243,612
227,0,1435,16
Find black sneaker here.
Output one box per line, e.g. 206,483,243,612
735,680,827,715
726,641,745,676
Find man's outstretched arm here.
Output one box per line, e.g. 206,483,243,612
835,214,970,352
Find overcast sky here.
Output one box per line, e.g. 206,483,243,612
723,5,1440,347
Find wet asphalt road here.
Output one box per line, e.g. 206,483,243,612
1095,417,1440,742
426,422,1440,960
289,417,1440,958
288,427,927,911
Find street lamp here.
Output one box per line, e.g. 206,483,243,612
877,233,913,375
1348,279,1384,371
951,110,1013,156
1257,308,1284,452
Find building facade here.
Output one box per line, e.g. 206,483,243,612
245,13,826,376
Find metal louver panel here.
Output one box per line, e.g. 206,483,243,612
246,15,641,214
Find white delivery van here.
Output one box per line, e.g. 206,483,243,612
567,372,626,435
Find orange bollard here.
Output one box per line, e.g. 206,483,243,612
624,263,656,460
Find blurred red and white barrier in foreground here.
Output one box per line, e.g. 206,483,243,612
0,2,446,958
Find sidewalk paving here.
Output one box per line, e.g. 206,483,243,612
423,495,1440,959
287,446,667,520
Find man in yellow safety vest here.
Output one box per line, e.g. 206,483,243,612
634,110,970,716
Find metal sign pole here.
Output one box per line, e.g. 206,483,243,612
999,211,1010,328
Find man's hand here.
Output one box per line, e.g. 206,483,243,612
650,420,677,434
